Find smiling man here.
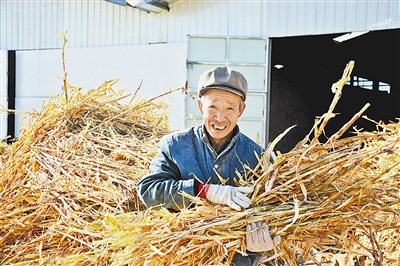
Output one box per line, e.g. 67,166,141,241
137,66,280,265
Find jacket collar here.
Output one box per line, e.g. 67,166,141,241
201,125,240,154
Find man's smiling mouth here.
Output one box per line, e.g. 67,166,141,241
213,125,227,130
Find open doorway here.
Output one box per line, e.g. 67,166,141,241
269,29,400,153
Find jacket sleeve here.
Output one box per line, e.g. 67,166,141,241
136,137,196,210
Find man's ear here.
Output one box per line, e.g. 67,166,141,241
197,98,204,115
238,103,246,118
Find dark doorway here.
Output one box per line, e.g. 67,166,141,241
269,29,400,153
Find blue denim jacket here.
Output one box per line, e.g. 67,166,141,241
136,125,264,210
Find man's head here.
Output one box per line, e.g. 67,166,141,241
197,67,247,146
197,66,248,102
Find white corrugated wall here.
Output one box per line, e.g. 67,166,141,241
1,0,399,50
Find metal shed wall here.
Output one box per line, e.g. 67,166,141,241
1,0,399,50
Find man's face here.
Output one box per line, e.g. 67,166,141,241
198,89,246,145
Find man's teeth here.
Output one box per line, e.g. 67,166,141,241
214,125,226,130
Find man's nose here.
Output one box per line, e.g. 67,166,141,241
214,110,225,121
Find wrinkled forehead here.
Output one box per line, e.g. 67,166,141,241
201,89,242,105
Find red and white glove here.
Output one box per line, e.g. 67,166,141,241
246,222,281,252
200,184,254,211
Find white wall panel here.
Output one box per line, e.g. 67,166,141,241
355,1,368,31
0,50,7,98
321,1,343,33
16,49,63,98
1,0,400,50
265,2,279,37
286,2,298,36
305,2,317,34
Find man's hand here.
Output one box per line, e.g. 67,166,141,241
205,184,253,211
246,222,281,252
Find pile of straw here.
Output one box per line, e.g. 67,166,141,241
0,79,173,264
0,58,399,265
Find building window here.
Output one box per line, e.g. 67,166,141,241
354,76,373,90
346,76,390,94
378,81,390,94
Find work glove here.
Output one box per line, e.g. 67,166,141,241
205,184,253,211
246,222,281,252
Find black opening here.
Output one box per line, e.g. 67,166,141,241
269,29,400,153
7,51,16,143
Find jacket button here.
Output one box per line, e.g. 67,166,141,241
214,165,218,168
